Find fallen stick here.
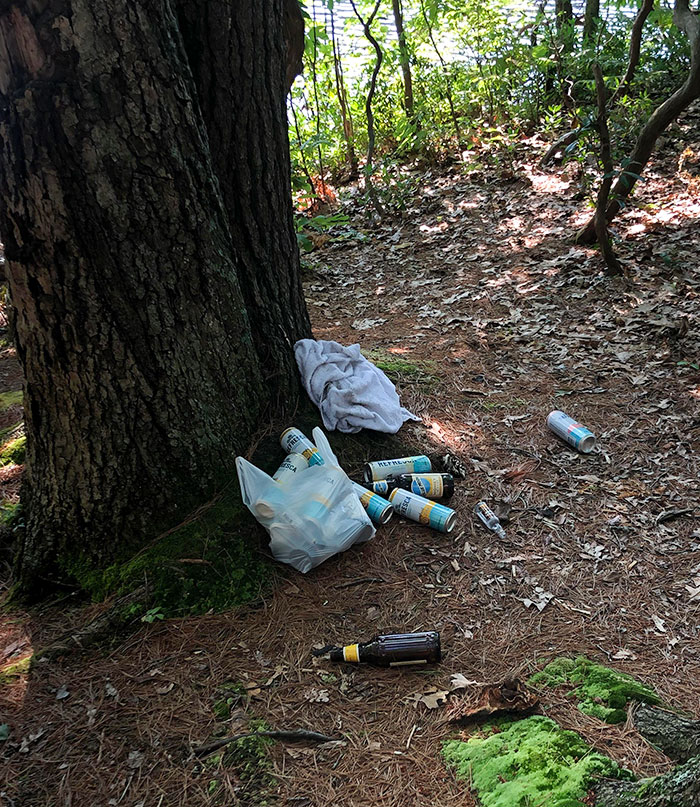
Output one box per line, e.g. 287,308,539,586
192,729,339,758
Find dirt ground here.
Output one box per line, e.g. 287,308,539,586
1,126,700,806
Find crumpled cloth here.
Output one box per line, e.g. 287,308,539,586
294,339,419,434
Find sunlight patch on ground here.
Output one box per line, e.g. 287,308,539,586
523,167,572,194
425,416,484,449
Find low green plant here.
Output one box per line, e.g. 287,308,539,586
443,715,632,807
529,657,660,724
0,435,25,467
140,607,165,623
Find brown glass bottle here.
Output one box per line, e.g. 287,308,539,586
329,631,441,667
392,473,454,499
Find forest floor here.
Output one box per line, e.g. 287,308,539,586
2,119,700,807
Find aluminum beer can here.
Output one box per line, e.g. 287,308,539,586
363,455,432,483
272,452,309,484
280,427,325,466
546,410,596,454
389,488,457,534
352,482,394,526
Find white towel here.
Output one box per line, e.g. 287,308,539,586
294,339,420,434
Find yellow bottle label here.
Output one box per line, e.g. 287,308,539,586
343,644,360,663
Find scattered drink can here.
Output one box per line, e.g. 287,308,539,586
363,455,432,483
392,473,454,499
329,631,441,667
352,482,393,526
546,410,596,454
474,500,506,540
272,452,309,483
280,427,325,466
389,488,456,533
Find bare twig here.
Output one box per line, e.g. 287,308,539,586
192,729,339,759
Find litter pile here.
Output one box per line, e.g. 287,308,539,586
236,408,595,578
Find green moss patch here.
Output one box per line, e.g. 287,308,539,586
205,718,276,805
0,390,22,412
66,485,274,617
0,501,20,526
443,715,632,807
0,656,31,685
529,657,661,724
0,435,25,466
362,349,439,386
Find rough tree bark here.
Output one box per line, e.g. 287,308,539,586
0,0,310,593
391,0,416,121
595,705,700,806
578,0,700,243
175,0,310,397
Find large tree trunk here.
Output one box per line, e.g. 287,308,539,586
0,0,309,594
595,705,700,806
577,0,700,244
176,0,310,398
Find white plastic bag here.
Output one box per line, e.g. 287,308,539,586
236,427,375,573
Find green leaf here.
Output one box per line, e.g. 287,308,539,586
0,724,10,741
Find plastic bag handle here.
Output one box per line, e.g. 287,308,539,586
312,427,340,467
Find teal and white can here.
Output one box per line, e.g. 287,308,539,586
546,410,596,454
363,455,432,483
352,482,394,526
389,488,457,534
272,452,309,484
280,427,325,466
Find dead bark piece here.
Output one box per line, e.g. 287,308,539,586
449,678,539,725
34,586,149,662
634,703,700,763
192,729,339,759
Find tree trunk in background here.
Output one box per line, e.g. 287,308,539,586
0,0,309,594
555,0,575,51
330,7,358,175
176,0,310,400
583,0,600,43
391,0,416,121
577,0,700,243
